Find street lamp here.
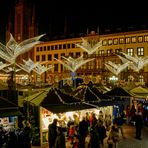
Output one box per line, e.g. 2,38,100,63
109,76,118,88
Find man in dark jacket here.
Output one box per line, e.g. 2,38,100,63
48,118,58,148
79,117,88,148
135,111,144,140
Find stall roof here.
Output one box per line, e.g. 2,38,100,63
72,85,101,102
0,97,22,117
24,88,51,106
104,87,132,98
130,86,148,99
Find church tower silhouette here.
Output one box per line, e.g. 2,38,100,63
6,0,38,61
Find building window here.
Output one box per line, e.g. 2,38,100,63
83,52,88,58
119,38,124,44
127,48,133,56
113,38,118,45
108,39,112,45
76,52,80,57
54,54,58,60
107,49,112,55
44,46,46,51
102,39,107,46
144,35,148,42
131,36,136,43
67,44,71,48
115,48,122,53
48,54,52,61
42,55,46,61
72,44,75,48
98,50,104,55
36,55,40,61
51,45,54,50
55,45,58,50
138,36,143,43
40,47,43,51
63,44,66,49
54,64,58,72
69,52,73,57
61,53,65,58
61,64,63,72
47,46,50,51
137,47,144,56
36,47,39,52
125,37,130,44
139,75,144,83
59,44,62,49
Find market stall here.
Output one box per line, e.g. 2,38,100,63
25,86,114,146
39,105,113,145
0,96,21,129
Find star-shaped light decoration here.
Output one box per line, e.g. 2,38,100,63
0,33,45,64
117,52,148,72
105,61,129,75
33,63,53,75
54,55,95,73
75,37,102,55
17,58,39,73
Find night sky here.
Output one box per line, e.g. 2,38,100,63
0,0,148,41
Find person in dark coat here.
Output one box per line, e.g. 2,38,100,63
54,126,66,148
88,124,101,148
48,118,58,148
79,117,88,148
135,110,144,140
7,127,18,148
97,120,107,147
0,126,6,148
22,121,32,148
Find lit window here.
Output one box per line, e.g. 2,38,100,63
139,75,144,83
119,38,124,44
144,35,148,42
113,38,118,45
107,49,112,55
108,39,112,45
137,47,144,56
115,48,122,53
125,37,130,44
127,48,133,56
138,36,143,43
98,50,104,56
131,36,136,43
102,40,107,46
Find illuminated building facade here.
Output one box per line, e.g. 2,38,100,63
5,0,148,86
33,30,148,86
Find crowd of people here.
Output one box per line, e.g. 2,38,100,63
0,120,32,148
48,102,148,148
48,111,123,148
